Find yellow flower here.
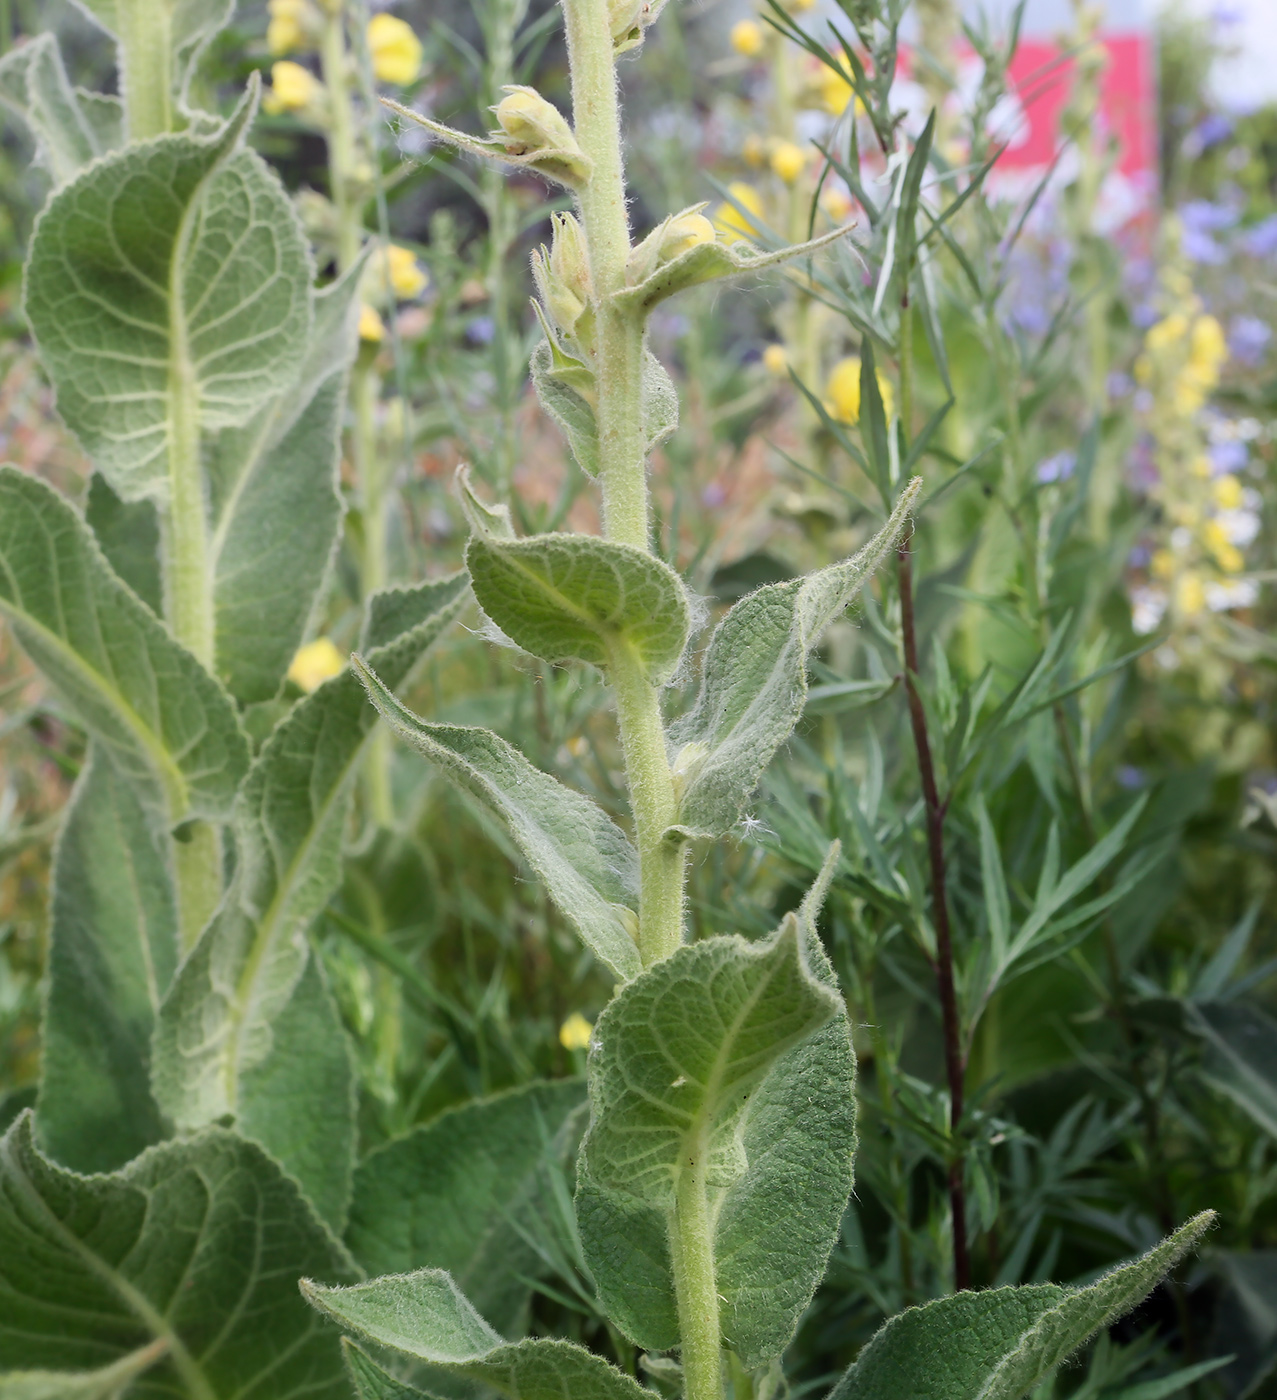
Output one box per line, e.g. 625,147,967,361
267,0,313,55
660,211,716,261
358,303,386,342
731,18,764,56
1176,572,1205,616
288,638,345,692
822,185,854,223
1203,520,1244,573
367,13,423,86
742,133,765,168
770,140,806,184
1213,474,1244,510
818,63,858,116
763,343,788,375
263,59,321,115
826,356,893,423
559,1013,593,1051
714,181,764,241
1149,548,1175,580
365,244,428,303
1145,312,1188,354
1188,314,1226,386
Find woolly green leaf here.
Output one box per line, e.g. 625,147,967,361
352,658,642,981
669,481,919,840
0,467,248,822
152,577,467,1226
303,1269,650,1400
0,1112,357,1397
24,88,312,503
529,341,678,479
465,526,689,682
578,916,849,1363
347,1080,587,1335
0,34,120,185
0,1341,167,1398
206,264,359,702
343,1343,427,1400
85,473,162,615
36,750,177,1173
614,223,852,314
829,1212,1215,1400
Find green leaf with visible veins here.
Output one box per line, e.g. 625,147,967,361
24,88,311,504
669,481,919,840
829,1212,1215,1400
85,473,162,616
463,503,689,683
0,1112,357,1398
352,657,642,981
578,914,850,1363
303,1269,651,1400
37,750,177,1173
0,467,248,823
152,577,466,1227
0,33,121,185
206,263,360,703
0,1340,167,1397
347,1081,587,1336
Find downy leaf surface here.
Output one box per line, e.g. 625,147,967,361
828,1212,1214,1400
152,577,467,1227
352,658,642,981
85,473,162,615
206,264,360,703
343,1343,427,1400
0,1112,357,1398
303,1269,651,1400
668,481,918,840
24,89,311,503
347,1080,587,1336
37,750,177,1173
578,910,852,1363
0,1342,167,1398
0,33,121,185
465,528,689,683
0,466,248,822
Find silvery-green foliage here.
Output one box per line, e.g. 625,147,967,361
346,1081,588,1336
0,1112,357,1397
302,1270,651,1400
151,577,467,1225
24,87,311,504
0,467,248,824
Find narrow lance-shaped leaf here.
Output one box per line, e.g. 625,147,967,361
669,480,919,841
577,912,850,1364
0,467,248,822
0,34,120,185
206,262,361,703
152,577,467,1229
24,83,312,503
303,1269,651,1400
36,750,177,1174
353,658,642,982
0,1112,358,1398
347,1080,587,1336
461,476,690,683
828,1212,1214,1400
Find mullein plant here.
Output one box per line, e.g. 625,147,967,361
0,5,1212,1400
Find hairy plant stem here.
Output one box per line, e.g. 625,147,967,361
670,1127,725,1400
118,0,173,139
563,0,686,969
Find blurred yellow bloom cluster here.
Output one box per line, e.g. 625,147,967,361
714,181,764,242
367,13,423,86
359,244,429,342
263,59,323,116
266,3,422,89
288,637,345,692
1136,301,1228,418
826,356,894,424
559,1013,593,1051
267,0,321,57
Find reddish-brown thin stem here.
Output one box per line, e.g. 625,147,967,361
898,535,970,1292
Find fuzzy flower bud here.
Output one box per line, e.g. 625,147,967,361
626,206,716,285
367,14,423,86
534,213,594,337
494,86,579,158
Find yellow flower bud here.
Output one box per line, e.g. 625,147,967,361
770,140,806,184
821,185,854,223
494,85,578,157
267,0,315,55
288,637,345,692
1176,572,1205,616
263,60,322,115
826,356,893,423
742,133,765,168
763,343,788,375
559,1012,593,1051
1213,474,1243,510
660,212,716,260
731,19,764,56
609,0,645,45
358,303,386,343
714,181,764,241
535,212,594,336
1189,314,1226,376
367,13,423,86
365,244,428,304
